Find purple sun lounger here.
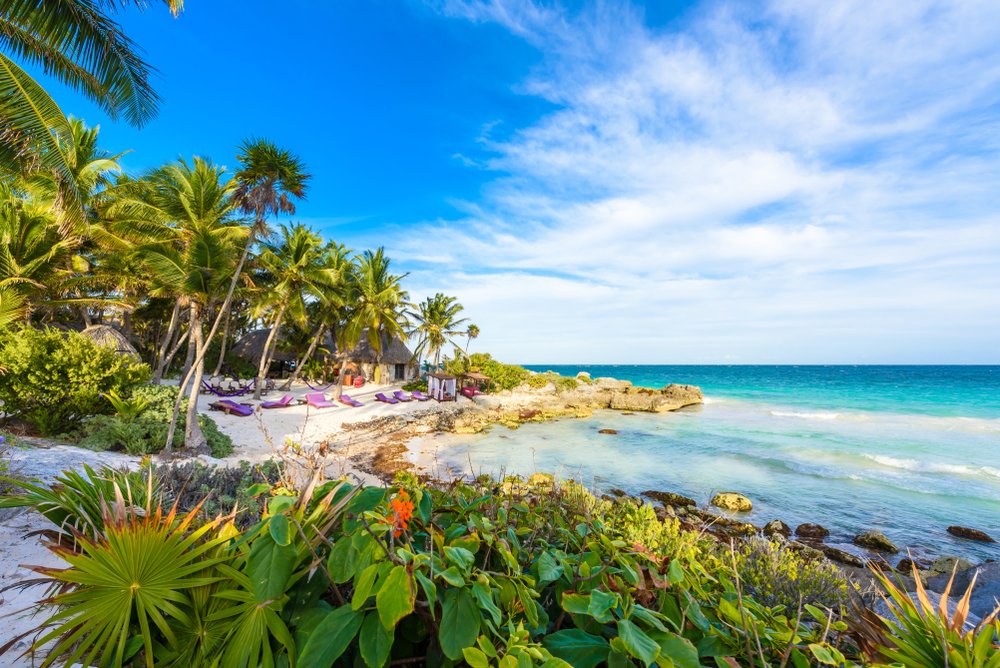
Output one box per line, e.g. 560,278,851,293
374,392,399,404
339,394,363,407
305,392,337,409
410,390,431,401
393,390,412,402
210,399,254,417
260,394,294,409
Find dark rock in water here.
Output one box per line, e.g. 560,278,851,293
640,490,696,507
608,488,629,497
854,529,899,553
823,546,865,568
620,412,634,416
947,525,995,543
896,557,931,575
702,514,757,536
796,523,830,539
787,541,825,561
763,520,792,538
710,492,752,512
598,428,619,435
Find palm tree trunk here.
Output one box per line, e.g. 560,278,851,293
334,358,351,399
153,299,182,383
161,326,191,380
164,303,200,453
211,308,232,377
281,322,326,390
164,229,257,452
253,303,287,400
183,303,209,455
181,311,197,380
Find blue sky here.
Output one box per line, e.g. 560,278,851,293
43,0,1000,363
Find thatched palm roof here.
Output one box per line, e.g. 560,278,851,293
231,328,301,364
232,328,414,366
337,331,415,365
80,325,138,356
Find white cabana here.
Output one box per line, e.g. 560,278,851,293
427,372,457,402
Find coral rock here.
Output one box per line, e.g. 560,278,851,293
763,520,792,538
947,526,995,543
795,523,830,540
710,492,753,512
641,490,696,507
853,529,899,553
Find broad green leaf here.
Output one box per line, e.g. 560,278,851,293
650,630,699,668
538,551,564,584
617,618,660,666
248,534,296,603
269,513,291,546
439,587,480,660
298,605,363,668
543,629,610,668
352,564,379,610
360,610,393,668
471,580,501,626
463,647,490,668
415,571,438,619
439,566,465,586
588,589,618,623
667,559,684,584
561,592,591,615
268,495,296,515
376,565,414,630
328,538,358,584
444,546,475,573
417,489,432,523
348,487,387,515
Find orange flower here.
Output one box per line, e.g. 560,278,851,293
390,488,415,538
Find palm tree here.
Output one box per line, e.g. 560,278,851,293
128,157,243,452
464,323,480,356
250,223,335,399
339,248,408,393
0,0,183,227
409,293,469,370
169,139,310,411
280,241,354,390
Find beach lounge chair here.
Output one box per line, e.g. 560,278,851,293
410,390,431,401
461,386,482,399
375,392,399,404
339,394,363,407
210,399,254,417
393,390,412,402
260,394,294,409
305,392,337,409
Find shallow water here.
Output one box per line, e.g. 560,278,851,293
421,366,1000,562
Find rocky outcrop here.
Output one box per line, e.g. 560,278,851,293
710,492,752,512
763,520,792,538
823,546,865,568
947,525,995,542
641,490,696,507
853,529,899,553
795,523,830,540
927,556,974,578
608,384,703,413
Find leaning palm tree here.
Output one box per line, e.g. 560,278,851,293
464,323,480,356
0,0,183,227
126,157,243,452
250,223,336,399
169,139,310,408
409,293,469,370
339,248,408,392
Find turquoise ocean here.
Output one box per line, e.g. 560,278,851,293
427,366,1000,562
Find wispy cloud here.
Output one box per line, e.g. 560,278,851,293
399,0,1000,363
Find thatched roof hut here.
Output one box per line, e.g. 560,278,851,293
80,325,138,356
230,328,303,365
336,331,415,365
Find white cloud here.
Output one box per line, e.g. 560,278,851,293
400,0,1000,363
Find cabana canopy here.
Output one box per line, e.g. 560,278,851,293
427,372,457,402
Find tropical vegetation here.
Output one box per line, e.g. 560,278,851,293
1,464,996,667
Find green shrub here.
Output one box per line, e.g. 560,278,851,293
147,459,281,526
526,373,548,388
7,471,868,667
445,352,530,391
736,537,848,611
0,433,17,497
0,327,149,435
553,376,578,393
75,384,233,457
402,378,428,392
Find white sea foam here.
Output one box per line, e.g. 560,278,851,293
770,410,841,420
864,454,1000,479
